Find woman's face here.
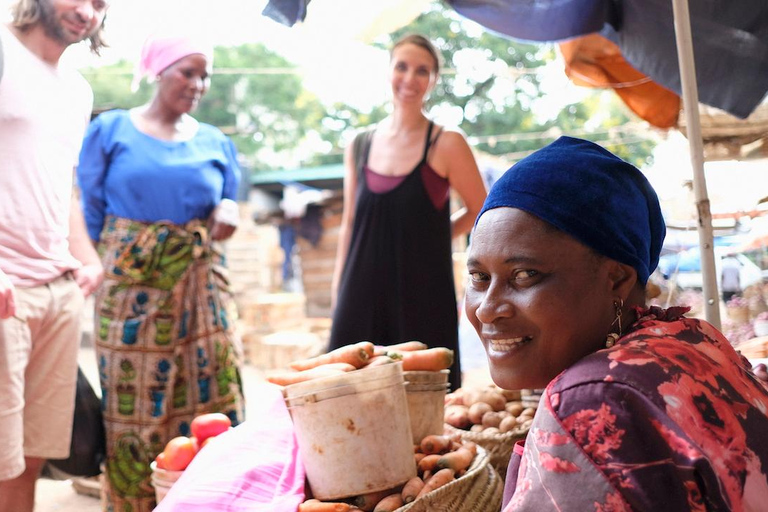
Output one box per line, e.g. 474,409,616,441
389,43,437,105
465,207,618,390
157,53,211,115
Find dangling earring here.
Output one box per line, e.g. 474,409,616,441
605,299,624,348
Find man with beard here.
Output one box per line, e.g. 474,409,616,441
0,1,107,510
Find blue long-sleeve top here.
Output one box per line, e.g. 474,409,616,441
77,109,241,242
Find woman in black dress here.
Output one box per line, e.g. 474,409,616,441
329,34,487,391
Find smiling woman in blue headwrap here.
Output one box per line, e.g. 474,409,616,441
466,136,768,511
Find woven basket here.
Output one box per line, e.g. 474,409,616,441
395,445,502,512
443,424,529,481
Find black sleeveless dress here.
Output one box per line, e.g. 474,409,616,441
330,123,462,391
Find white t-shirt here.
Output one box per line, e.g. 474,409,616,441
0,24,93,287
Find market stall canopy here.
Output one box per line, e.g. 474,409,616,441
558,33,680,129
445,0,768,120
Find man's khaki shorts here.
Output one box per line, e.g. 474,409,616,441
0,273,84,481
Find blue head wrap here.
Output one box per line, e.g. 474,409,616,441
476,136,665,285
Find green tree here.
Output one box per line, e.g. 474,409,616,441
377,2,656,168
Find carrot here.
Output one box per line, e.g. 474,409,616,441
266,363,355,386
373,341,428,356
416,468,455,499
291,341,374,371
298,499,351,512
462,441,478,457
436,446,475,473
393,347,454,371
372,493,404,512
401,476,425,504
417,453,441,474
414,452,426,464
364,355,396,368
354,489,394,511
419,435,452,455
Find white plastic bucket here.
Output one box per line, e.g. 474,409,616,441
404,370,450,444
284,361,416,500
150,461,183,504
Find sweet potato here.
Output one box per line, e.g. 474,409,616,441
372,494,404,512
299,499,351,512
419,435,452,455
291,341,374,371
401,476,425,504
392,347,454,371
266,364,355,386
416,468,455,499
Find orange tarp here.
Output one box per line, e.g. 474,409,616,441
559,34,681,129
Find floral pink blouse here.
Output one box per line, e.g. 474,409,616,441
503,306,768,511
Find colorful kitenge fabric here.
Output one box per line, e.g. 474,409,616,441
504,306,768,511
95,216,245,512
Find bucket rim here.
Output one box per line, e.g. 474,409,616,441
283,361,404,399
285,379,406,408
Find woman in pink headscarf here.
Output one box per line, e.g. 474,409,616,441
77,34,245,512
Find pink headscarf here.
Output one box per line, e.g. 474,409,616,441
132,34,214,91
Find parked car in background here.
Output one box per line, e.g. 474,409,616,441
658,247,764,291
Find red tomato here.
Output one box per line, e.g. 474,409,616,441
155,451,168,470
190,413,231,444
162,436,198,471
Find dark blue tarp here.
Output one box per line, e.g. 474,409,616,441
447,0,768,119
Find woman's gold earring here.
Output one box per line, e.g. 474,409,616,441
605,299,624,348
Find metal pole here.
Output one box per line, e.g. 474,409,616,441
671,0,721,328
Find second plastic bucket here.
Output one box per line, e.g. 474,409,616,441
284,361,416,500
404,370,450,444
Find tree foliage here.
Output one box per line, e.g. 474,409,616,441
81,2,656,172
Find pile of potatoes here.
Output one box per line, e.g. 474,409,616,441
297,434,476,512
444,385,536,434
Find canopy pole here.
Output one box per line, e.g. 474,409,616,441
671,0,721,328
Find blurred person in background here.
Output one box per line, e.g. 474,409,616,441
76,33,244,511
329,34,487,392
721,255,742,303
0,1,107,510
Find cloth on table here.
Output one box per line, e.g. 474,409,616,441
155,382,305,511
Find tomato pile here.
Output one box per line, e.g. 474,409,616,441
155,413,232,471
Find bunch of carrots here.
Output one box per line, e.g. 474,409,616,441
297,434,476,512
267,340,454,387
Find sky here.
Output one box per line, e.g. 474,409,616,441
0,0,419,108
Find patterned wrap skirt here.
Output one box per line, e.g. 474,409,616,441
94,216,245,512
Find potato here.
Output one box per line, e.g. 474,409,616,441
470,424,485,433
499,415,518,433
505,401,524,416
444,405,471,429
481,411,504,429
468,402,493,425
499,388,522,401
521,407,537,417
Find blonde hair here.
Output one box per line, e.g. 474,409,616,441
11,0,107,55
391,33,441,75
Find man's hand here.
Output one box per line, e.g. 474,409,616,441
0,268,17,319
73,262,103,297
